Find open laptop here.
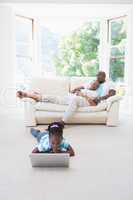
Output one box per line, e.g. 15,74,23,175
29,153,70,167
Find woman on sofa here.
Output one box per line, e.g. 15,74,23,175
17,83,116,125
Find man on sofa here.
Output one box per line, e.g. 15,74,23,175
71,71,115,104
17,71,116,125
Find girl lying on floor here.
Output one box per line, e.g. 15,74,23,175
31,122,75,157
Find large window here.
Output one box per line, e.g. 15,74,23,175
16,16,34,88
108,16,127,82
15,14,127,81
40,17,100,77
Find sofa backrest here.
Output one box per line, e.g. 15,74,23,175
29,77,96,94
29,77,70,96
29,76,119,97
70,77,95,91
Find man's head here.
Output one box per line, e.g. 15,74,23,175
97,71,106,83
48,122,63,149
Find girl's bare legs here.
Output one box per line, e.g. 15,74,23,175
16,91,42,101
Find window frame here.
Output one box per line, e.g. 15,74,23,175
107,15,127,82
15,15,35,88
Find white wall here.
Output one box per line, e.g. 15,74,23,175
0,5,16,106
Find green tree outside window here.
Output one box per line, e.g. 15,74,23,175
54,22,100,77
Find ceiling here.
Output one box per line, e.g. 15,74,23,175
7,3,133,18
0,0,133,3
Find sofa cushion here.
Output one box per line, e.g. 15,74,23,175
35,110,107,124
34,101,107,113
29,77,70,96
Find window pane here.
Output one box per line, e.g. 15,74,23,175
16,57,33,81
16,17,33,43
111,19,126,46
16,43,33,57
111,45,125,57
109,17,127,83
109,58,125,82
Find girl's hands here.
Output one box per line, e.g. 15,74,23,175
52,145,61,153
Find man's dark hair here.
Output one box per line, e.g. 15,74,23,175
97,71,106,77
97,71,106,84
48,122,63,138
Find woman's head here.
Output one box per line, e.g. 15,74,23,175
89,80,100,90
48,122,63,148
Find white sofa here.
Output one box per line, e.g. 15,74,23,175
23,77,121,127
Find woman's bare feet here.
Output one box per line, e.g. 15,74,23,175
16,91,42,101
16,91,28,99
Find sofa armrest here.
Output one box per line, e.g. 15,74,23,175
22,98,37,127
106,95,122,112
106,97,121,126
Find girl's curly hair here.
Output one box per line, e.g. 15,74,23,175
47,122,64,138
